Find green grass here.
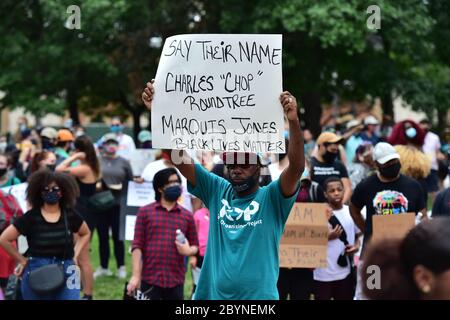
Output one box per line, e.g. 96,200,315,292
89,232,193,300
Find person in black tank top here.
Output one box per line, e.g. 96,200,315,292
75,178,98,231
77,178,97,197
0,169,90,300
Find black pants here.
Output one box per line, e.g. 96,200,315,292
141,281,184,300
314,274,355,300
277,268,313,300
96,205,125,269
0,277,7,292
191,254,204,297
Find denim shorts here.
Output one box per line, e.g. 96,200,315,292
21,257,80,300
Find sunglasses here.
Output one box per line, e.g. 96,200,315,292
43,186,61,193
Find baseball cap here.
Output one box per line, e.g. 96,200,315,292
364,115,379,126
373,142,400,165
316,132,343,146
40,127,58,140
346,119,362,130
57,129,74,142
102,133,119,144
138,130,152,143
221,152,262,166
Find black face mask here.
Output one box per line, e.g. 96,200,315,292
41,190,61,205
230,168,260,193
46,164,56,171
163,185,182,202
0,168,7,177
42,140,55,150
323,150,338,163
379,162,401,179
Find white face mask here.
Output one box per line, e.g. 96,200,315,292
0,142,7,151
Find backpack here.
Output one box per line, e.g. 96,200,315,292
0,190,23,234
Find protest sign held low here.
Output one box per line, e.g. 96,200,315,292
279,203,329,268
126,181,155,207
151,34,285,153
371,212,416,241
120,181,155,241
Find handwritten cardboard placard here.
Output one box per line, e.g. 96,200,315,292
151,34,285,153
372,212,415,241
279,203,328,268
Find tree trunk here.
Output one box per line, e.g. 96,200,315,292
300,91,322,137
381,92,394,119
437,108,446,134
67,88,80,125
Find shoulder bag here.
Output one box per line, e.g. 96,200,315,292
85,180,116,212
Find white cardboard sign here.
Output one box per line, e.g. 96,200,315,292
126,181,154,207
152,34,285,153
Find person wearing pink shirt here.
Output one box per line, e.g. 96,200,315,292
189,207,210,296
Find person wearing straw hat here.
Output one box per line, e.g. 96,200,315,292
310,132,352,204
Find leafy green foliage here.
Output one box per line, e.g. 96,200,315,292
0,1,448,133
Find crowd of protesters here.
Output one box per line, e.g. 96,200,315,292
0,88,450,300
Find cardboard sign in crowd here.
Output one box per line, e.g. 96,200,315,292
279,203,329,268
371,212,416,241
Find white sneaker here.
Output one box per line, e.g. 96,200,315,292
94,267,113,279
117,266,127,279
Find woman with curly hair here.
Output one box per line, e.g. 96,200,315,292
0,170,90,300
387,120,426,148
394,144,431,207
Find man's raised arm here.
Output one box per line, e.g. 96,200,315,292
279,91,305,197
142,81,196,186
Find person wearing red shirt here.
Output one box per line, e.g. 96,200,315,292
127,168,198,300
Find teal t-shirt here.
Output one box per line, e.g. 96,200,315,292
188,164,299,300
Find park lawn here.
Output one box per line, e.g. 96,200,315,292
89,232,193,300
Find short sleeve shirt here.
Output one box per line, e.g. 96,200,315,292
13,209,84,259
310,157,349,187
188,164,299,300
351,174,425,257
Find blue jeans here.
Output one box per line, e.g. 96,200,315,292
21,257,80,300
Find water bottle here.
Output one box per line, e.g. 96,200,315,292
176,229,186,244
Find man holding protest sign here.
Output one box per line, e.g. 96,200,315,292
142,76,304,299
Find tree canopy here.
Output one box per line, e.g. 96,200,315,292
1,0,448,136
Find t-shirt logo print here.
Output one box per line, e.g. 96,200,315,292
372,190,409,215
219,199,260,222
